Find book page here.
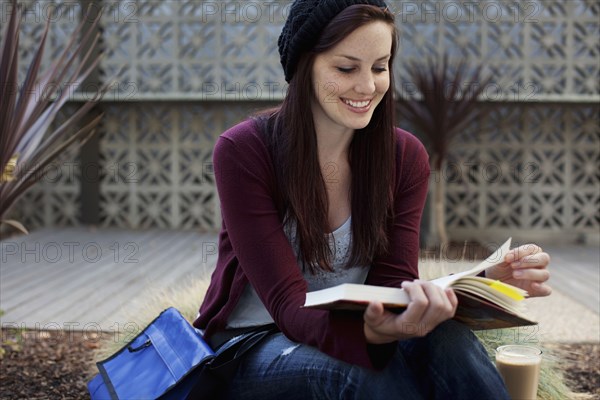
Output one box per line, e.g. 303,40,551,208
432,238,512,289
451,281,525,314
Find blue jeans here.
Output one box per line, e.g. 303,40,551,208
225,320,510,399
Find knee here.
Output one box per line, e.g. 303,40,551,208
430,320,474,341
425,320,485,359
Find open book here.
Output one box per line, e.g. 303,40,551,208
303,238,537,330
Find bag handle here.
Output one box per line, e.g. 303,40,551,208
127,339,151,353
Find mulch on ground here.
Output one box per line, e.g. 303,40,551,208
545,342,600,398
0,329,105,399
1,328,598,399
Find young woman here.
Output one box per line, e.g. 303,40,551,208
194,1,552,398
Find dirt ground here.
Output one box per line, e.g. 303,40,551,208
0,329,103,399
0,328,598,399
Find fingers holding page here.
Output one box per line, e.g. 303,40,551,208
512,264,550,282
501,243,553,297
510,252,551,269
363,281,459,344
419,281,457,333
529,281,552,297
512,267,552,296
505,244,545,265
400,281,429,321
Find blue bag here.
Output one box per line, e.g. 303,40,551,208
88,307,277,400
87,307,214,400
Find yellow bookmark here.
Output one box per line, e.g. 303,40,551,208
489,280,526,301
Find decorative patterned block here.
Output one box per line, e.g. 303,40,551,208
446,190,480,228
96,102,272,231
444,104,599,240
486,192,522,228
529,191,565,229
4,0,597,242
571,191,599,229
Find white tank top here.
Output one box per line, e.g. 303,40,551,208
226,216,370,328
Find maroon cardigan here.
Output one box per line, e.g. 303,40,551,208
193,119,430,370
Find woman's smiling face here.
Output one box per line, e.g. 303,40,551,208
311,21,393,134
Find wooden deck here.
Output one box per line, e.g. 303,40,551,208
1,229,598,333
1,228,218,331
543,244,600,315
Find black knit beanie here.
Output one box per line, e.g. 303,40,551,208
278,0,388,83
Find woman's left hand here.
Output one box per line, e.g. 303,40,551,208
485,244,552,297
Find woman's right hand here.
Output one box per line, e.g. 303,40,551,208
363,280,458,344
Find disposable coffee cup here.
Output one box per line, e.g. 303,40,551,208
495,345,542,400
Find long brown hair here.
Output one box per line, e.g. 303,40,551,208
256,5,398,273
